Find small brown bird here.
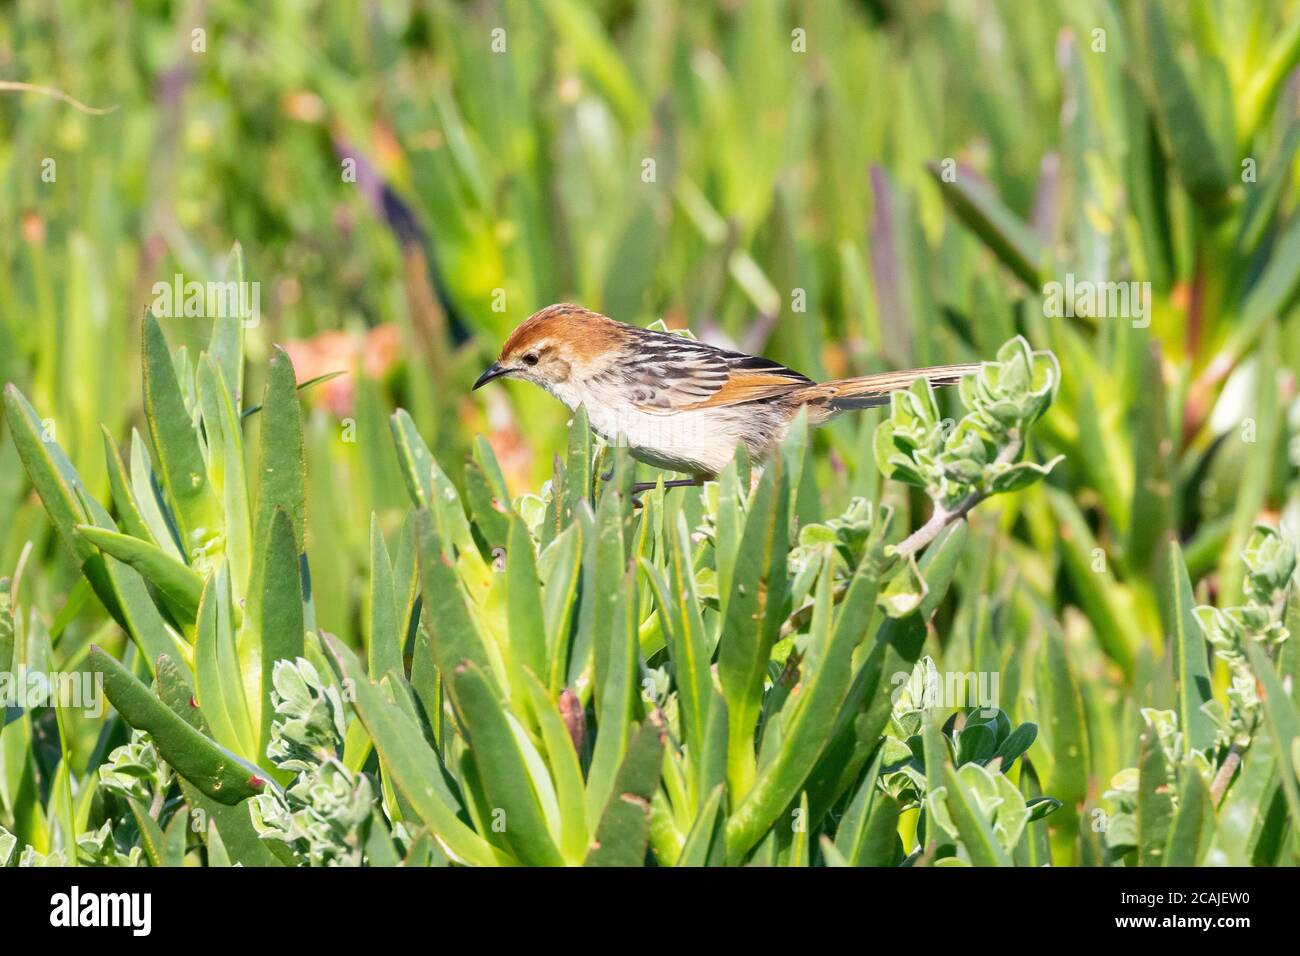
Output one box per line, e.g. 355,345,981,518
475,304,978,488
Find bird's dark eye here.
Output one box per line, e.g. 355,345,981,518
523,352,539,367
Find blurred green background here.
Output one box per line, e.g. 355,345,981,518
2,0,1300,842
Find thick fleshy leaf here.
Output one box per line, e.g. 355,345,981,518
128,798,166,867
505,513,547,684
452,661,564,866
717,451,789,800
641,513,711,760
88,646,266,805
252,346,307,551
194,565,256,759
74,524,202,621
1245,640,1300,853
209,241,247,407
676,784,727,867
73,494,189,676
1134,0,1230,215
0,579,12,678
540,523,582,693
727,538,879,860
1136,728,1175,866
390,408,437,509
162,806,190,867
833,748,898,866
1162,765,1211,866
584,562,640,822
414,508,499,703
3,384,125,626
100,426,164,553
942,763,1012,866
585,713,667,867
564,404,593,520
129,429,183,561
1040,622,1089,825
154,654,283,866
367,513,402,681
572,473,629,693
196,354,252,591
321,634,505,866
464,457,510,550
1014,760,1052,867
927,162,1044,286
522,672,588,865
141,312,222,561
1158,538,1215,756
249,508,306,761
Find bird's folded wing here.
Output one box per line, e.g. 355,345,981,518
627,353,812,411
669,370,812,409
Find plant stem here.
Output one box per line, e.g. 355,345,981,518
1209,741,1244,806
893,438,1022,559
0,81,119,114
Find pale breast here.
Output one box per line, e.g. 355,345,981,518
549,376,792,475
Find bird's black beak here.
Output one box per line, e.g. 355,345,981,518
473,362,508,390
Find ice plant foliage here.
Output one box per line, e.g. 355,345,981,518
6,274,1300,867
875,337,1062,557
1098,529,1300,866
3,293,1080,866
7,290,1300,867
251,660,383,867
3,0,1300,874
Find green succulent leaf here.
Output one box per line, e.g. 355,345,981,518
88,646,267,805
452,660,564,867
717,451,790,801
141,312,223,567
320,634,505,866
585,713,667,867
74,524,203,622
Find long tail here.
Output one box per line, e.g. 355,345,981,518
799,363,981,411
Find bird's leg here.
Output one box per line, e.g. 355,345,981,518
630,476,705,494
629,477,702,510
601,469,705,493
